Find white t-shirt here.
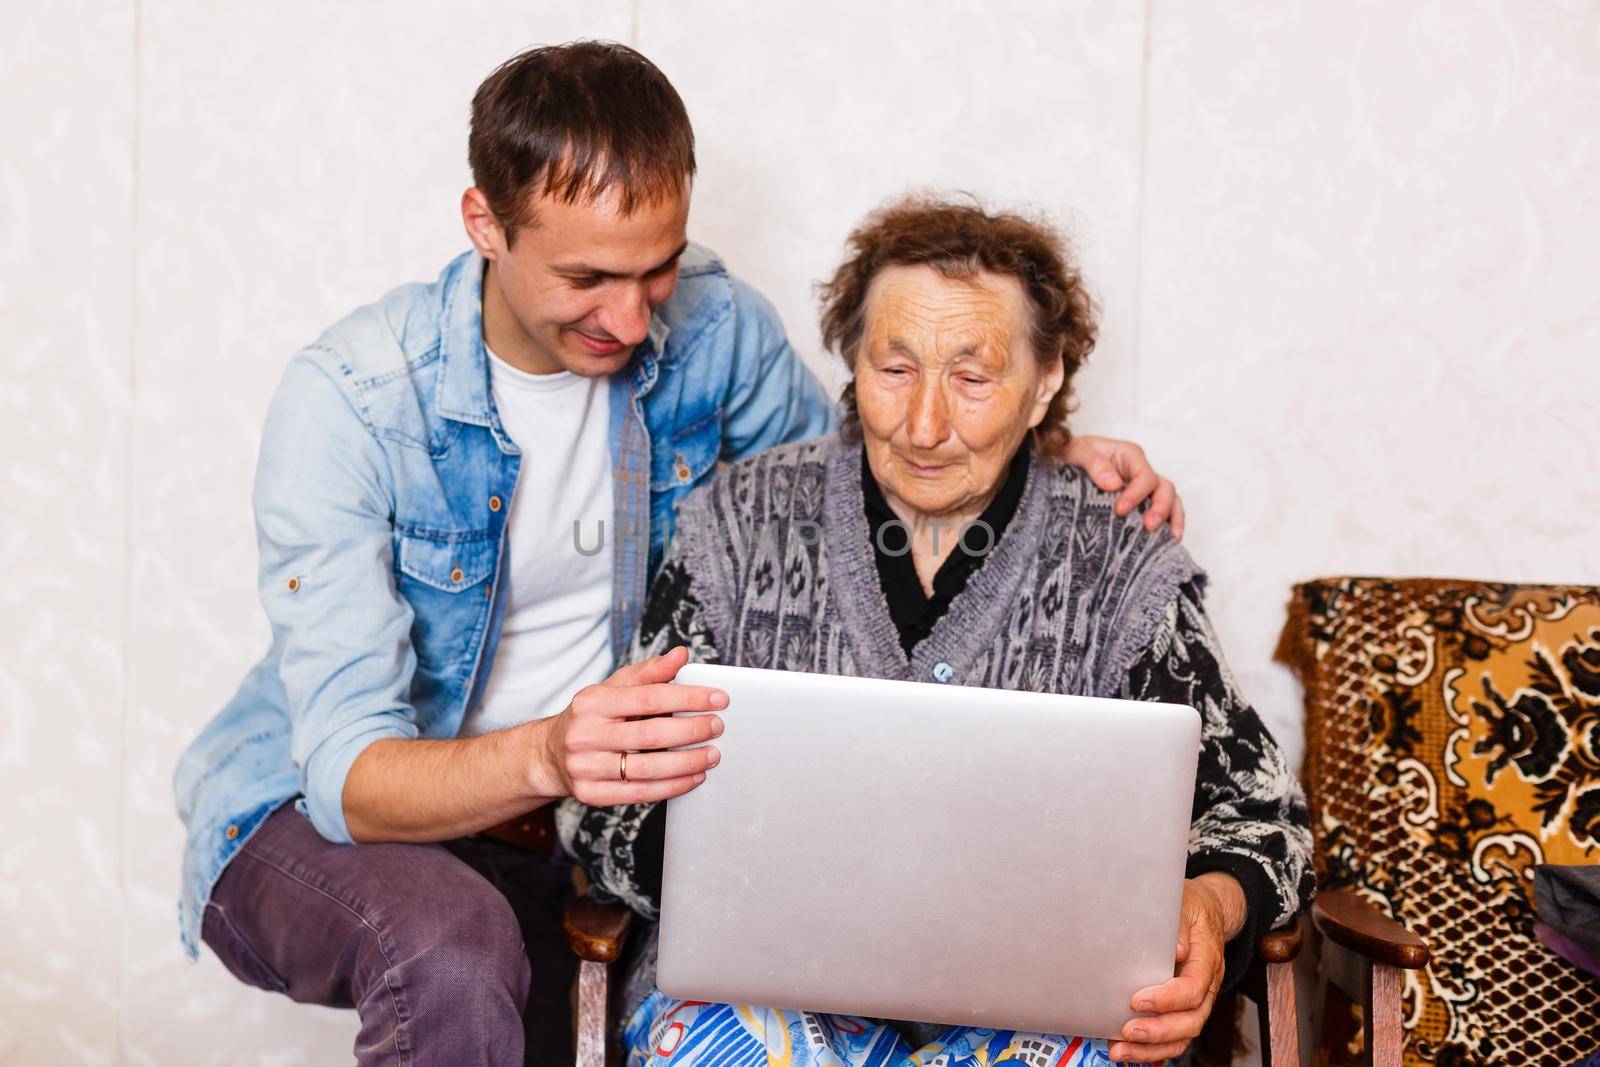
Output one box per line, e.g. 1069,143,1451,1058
462,347,615,736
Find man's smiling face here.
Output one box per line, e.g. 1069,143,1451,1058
470,182,691,377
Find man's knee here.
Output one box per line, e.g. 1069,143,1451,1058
353,857,534,1011
230,827,535,1012
345,861,533,1064
376,867,533,1008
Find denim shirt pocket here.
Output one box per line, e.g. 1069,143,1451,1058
397,532,496,590
395,530,497,670
648,411,721,569
650,409,720,493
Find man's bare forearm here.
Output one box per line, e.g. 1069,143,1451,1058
339,649,723,844
341,718,560,843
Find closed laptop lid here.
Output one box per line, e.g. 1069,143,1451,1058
656,662,1202,1040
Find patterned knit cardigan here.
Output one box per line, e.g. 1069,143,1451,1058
560,437,1314,988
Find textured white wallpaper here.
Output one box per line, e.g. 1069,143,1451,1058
1137,0,1600,757
2,1,1597,1064
1,1,134,1063
120,4,634,1064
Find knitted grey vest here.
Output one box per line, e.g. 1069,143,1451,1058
673,435,1201,697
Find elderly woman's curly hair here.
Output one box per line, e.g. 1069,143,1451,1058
817,195,1098,457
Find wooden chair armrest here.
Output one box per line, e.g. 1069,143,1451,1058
564,897,632,964
1311,889,1429,969
1225,920,1305,1010
1219,920,1304,1067
1257,920,1303,964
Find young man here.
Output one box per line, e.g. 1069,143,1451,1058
173,41,1183,1067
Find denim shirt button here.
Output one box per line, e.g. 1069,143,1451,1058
488,495,503,512
224,824,239,841
931,661,954,684
674,455,691,482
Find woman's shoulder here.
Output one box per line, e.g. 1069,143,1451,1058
1032,455,1130,527
1032,455,1201,584
724,433,840,478
1031,455,1207,693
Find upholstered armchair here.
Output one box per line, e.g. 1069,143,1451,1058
1276,578,1600,1065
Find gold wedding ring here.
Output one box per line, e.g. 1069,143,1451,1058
619,750,629,782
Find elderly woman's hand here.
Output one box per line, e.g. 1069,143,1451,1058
1108,872,1247,1064
1058,435,1185,540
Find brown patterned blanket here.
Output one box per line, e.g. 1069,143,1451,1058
1282,578,1600,1066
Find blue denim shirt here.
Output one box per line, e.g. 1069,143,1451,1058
172,246,834,956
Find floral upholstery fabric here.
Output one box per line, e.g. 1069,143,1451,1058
1281,578,1600,1066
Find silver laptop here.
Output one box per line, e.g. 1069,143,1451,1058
656,662,1201,1041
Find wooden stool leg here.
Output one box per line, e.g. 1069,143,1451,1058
1366,963,1402,1067
1259,959,1301,1067
576,959,608,1067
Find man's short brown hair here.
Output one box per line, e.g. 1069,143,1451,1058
468,41,695,237
817,195,1098,456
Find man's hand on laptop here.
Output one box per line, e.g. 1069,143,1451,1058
534,646,726,806
1108,871,1248,1064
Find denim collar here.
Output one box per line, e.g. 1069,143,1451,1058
435,252,493,426
435,252,671,426
628,316,671,399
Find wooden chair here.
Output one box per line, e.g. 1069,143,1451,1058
1304,893,1430,1067
1194,892,1429,1067
564,890,1427,1067
564,897,632,1067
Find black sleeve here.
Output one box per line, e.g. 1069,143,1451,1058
1121,579,1316,992
556,550,720,919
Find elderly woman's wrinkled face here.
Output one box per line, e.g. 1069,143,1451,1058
856,265,1063,519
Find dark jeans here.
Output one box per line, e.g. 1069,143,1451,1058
203,805,577,1066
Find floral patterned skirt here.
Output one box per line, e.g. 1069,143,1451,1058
622,990,1143,1067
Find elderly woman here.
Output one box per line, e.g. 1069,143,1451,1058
561,198,1314,1067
